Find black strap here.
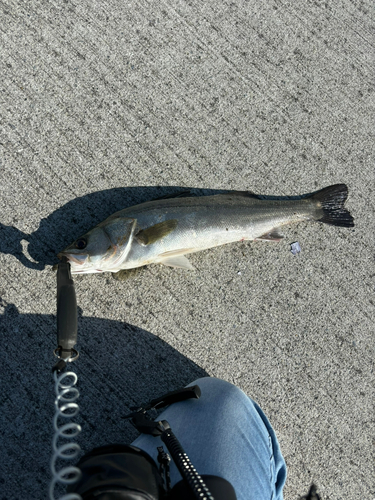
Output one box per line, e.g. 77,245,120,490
128,385,201,415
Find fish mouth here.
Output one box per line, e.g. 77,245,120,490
57,252,88,266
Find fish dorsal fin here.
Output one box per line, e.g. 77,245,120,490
152,190,193,201
256,230,284,242
231,190,261,199
159,254,195,270
136,219,178,246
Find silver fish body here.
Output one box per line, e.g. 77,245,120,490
57,185,353,274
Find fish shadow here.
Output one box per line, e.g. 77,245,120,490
0,301,207,499
0,185,312,270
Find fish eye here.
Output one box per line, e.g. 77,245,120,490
75,238,87,250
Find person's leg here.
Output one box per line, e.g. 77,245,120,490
132,377,287,500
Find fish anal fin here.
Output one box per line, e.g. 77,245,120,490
136,219,178,246
255,230,284,242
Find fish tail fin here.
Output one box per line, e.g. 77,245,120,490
309,184,354,227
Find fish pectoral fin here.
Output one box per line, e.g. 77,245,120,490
255,230,284,242
135,219,178,246
158,250,195,270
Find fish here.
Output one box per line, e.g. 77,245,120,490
57,184,354,275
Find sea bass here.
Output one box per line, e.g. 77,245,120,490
57,184,354,275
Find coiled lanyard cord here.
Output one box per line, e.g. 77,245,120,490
50,258,82,500
49,363,82,500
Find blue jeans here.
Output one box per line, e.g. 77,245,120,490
132,377,287,500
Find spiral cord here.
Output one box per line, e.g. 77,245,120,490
49,370,82,500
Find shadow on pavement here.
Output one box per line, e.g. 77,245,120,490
0,301,207,499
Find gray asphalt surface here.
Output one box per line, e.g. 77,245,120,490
0,0,374,499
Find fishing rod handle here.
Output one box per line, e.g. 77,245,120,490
56,259,77,360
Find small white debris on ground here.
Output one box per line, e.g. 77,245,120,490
290,241,301,255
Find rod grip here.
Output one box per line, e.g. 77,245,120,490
57,259,77,358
